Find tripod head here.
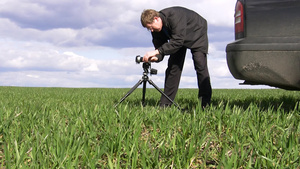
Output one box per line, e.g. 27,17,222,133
142,62,157,75
136,55,157,75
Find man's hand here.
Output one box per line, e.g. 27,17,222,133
143,50,159,62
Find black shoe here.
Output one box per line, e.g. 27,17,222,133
159,103,171,108
199,97,210,110
202,102,209,109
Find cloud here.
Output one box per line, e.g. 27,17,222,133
0,0,271,89
0,0,236,48
0,0,95,30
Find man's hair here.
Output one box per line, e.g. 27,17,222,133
140,9,160,27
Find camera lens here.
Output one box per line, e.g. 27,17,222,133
135,55,143,63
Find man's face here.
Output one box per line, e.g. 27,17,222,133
146,17,162,32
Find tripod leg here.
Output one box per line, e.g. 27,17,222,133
147,79,181,110
142,81,147,106
114,79,144,108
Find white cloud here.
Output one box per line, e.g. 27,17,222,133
0,0,236,48
0,0,271,89
83,63,99,72
26,74,39,79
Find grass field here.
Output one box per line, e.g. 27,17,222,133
0,87,299,168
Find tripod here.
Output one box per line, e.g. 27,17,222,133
115,62,181,110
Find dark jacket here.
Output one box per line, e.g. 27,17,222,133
152,7,208,61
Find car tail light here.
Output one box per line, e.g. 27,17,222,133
235,1,244,39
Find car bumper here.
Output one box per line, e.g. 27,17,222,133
226,39,300,90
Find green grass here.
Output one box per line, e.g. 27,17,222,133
0,87,299,168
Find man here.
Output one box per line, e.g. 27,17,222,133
140,6,212,108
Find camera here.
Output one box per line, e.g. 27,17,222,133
135,55,157,75
135,55,143,64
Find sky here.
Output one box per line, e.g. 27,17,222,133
0,0,271,89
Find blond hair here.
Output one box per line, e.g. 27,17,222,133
140,9,160,27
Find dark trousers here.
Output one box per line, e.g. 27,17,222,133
160,47,212,107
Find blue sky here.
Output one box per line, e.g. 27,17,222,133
0,0,271,88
